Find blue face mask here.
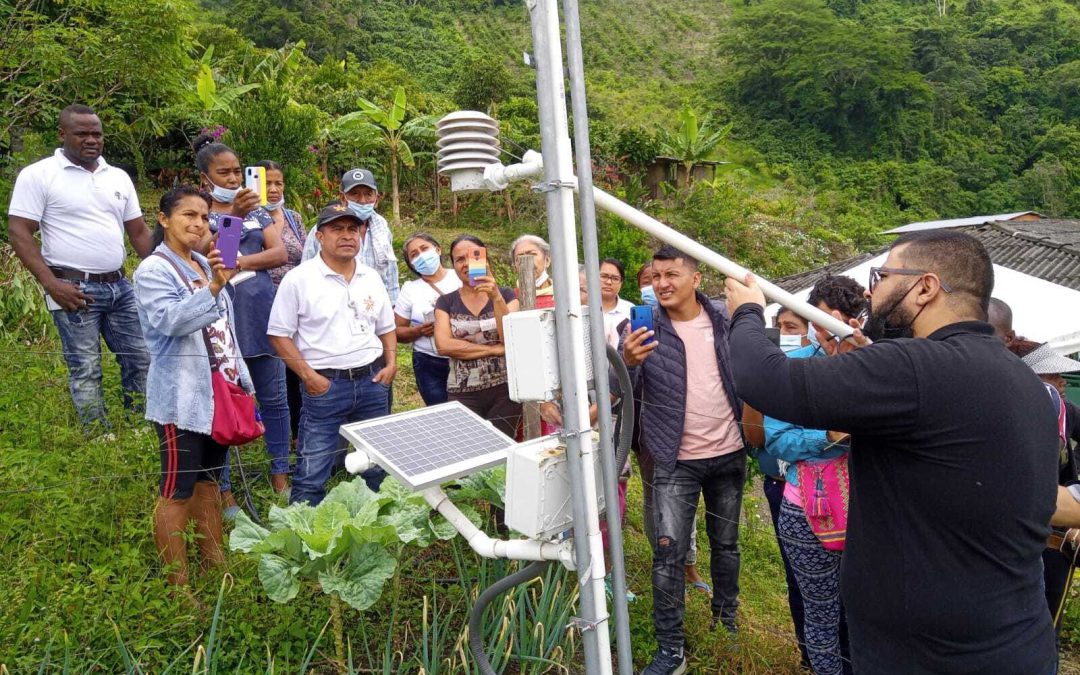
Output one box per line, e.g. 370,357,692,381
206,179,239,204
640,285,658,307
264,199,285,212
807,322,821,348
347,200,376,221
411,248,441,277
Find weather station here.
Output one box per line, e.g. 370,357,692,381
341,1,855,673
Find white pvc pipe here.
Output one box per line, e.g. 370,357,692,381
422,487,574,567
588,186,854,338
470,157,854,337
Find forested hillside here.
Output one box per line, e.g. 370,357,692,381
5,0,1079,266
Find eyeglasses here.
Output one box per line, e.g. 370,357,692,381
599,274,622,283
868,266,952,293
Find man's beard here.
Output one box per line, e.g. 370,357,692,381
864,282,921,341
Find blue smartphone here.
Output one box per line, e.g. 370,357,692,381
630,305,656,345
217,215,244,269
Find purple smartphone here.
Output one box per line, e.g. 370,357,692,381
216,215,244,268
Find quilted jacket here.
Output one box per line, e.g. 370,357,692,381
627,292,744,471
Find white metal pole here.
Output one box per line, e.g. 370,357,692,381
559,0,633,672
526,1,612,672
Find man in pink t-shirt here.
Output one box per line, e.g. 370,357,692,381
623,246,747,675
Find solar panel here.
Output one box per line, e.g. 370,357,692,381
339,401,516,490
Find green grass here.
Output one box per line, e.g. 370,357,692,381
4,188,1080,672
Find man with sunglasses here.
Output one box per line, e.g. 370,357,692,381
724,230,1056,675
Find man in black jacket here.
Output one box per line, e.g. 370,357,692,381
623,246,746,675
724,230,1056,675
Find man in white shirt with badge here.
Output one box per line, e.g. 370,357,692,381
7,104,152,429
268,203,398,505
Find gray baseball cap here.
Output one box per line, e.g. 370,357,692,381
341,168,379,193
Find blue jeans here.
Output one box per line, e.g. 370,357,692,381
49,278,149,427
218,355,290,493
291,374,390,506
412,351,450,406
652,451,746,650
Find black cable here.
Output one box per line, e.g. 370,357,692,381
468,560,551,675
230,446,264,526
607,344,634,476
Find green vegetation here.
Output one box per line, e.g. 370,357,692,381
4,0,1080,669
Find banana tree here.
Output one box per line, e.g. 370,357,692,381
332,86,435,224
658,104,733,187
193,45,261,117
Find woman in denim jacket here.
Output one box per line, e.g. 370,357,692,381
133,185,253,597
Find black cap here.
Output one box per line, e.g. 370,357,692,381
341,168,379,193
315,203,362,229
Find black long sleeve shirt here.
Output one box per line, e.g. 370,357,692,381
729,304,1056,675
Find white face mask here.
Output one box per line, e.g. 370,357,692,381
778,334,804,352
205,179,239,204
535,270,550,288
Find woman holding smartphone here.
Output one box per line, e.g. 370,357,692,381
133,185,254,593
193,135,291,501
434,235,521,437
395,233,461,406
258,160,307,458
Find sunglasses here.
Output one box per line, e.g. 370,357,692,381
869,266,953,294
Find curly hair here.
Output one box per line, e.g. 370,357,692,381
808,275,867,319
1007,338,1042,359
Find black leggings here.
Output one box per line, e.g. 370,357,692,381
449,383,522,439
154,422,227,499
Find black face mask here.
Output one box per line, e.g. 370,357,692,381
864,280,924,341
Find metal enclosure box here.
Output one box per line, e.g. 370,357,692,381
503,307,594,402
504,433,606,540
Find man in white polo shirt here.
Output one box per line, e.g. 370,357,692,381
268,203,398,505
7,104,152,429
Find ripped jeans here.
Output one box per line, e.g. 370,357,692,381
651,450,746,650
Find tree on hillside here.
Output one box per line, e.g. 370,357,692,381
331,86,435,224
657,104,732,186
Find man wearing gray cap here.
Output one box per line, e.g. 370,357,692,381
270,203,397,505
303,168,399,302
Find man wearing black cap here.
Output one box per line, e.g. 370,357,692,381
724,229,1057,675
268,203,398,505
302,168,399,302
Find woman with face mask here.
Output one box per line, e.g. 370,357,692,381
509,234,554,308
394,233,462,406
257,160,307,452
637,262,658,307
256,160,306,287
193,135,291,500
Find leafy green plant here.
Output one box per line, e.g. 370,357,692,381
230,477,470,671
657,104,733,187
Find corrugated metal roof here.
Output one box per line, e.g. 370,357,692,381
775,219,1080,293
883,211,1042,234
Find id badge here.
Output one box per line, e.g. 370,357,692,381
351,315,370,336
